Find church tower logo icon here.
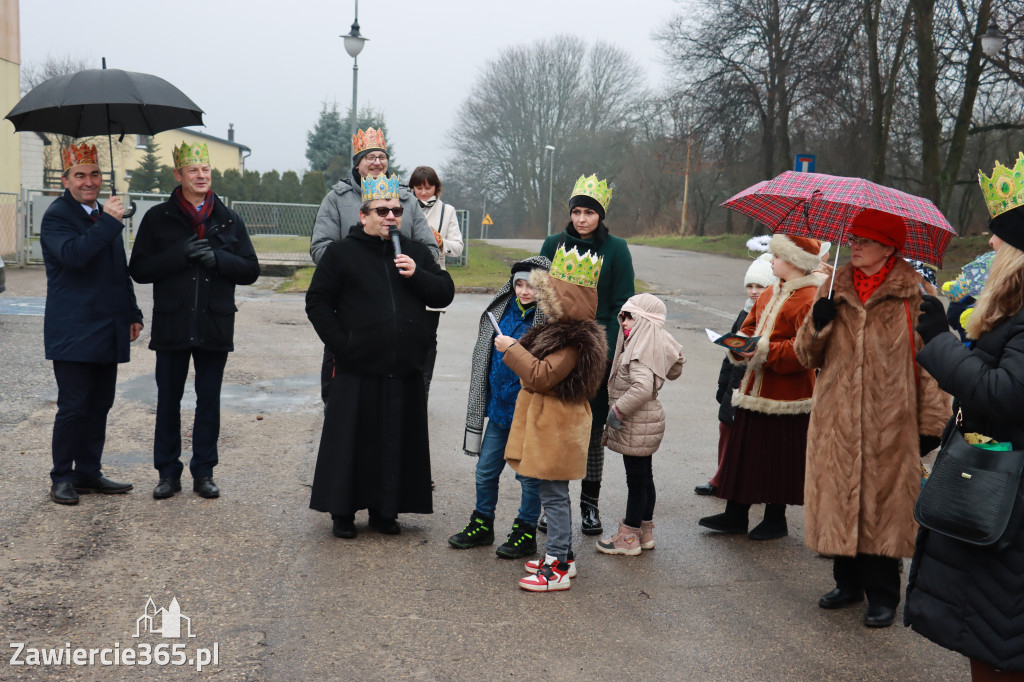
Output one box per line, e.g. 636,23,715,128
134,597,197,639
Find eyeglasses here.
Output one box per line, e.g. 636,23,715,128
371,206,404,217
363,154,388,164
848,236,881,247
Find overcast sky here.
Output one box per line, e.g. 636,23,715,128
18,0,689,176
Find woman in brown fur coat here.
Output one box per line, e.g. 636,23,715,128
698,234,822,541
794,209,949,628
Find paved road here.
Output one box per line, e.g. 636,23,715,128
0,245,961,681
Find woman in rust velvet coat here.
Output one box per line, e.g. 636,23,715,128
794,209,949,628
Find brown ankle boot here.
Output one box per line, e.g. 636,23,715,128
595,520,641,556
639,520,655,550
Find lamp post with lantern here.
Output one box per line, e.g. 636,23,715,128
343,1,368,160
545,145,556,237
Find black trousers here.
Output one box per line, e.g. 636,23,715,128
51,361,117,483
422,311,441,398
833,553,902,609
622,455,656,527
153,349,228,479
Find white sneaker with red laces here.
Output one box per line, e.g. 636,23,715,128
525,554,577,578
519,554,573,592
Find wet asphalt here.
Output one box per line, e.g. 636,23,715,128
0,243,964,681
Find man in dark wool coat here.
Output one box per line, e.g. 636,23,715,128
305,173,455,539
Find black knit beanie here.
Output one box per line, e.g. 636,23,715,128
568,194,605,221
990,206,1024,251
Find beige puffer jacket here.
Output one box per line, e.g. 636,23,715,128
603,356,684,456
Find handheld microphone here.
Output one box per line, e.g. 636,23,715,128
389,226,402,257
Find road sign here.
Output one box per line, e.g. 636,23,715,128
794,154,816,173
481,214,494,225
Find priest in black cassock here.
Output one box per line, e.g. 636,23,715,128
305,174,455,539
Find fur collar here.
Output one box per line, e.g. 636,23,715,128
779,273,820,292
517,319,608,403
833,259,924,308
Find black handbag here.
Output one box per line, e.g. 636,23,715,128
914,410,1024,550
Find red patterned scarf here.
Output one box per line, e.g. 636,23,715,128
852,255,897,303
173,186,214,238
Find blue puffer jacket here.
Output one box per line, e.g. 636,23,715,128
486,301,536,428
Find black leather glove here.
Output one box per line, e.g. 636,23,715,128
920,434,941,457
196,248,217,270
185,236,210,261
606,407,623,430
811,296,837,331
917,295,949,344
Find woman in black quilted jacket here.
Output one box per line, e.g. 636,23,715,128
907,199,1024,680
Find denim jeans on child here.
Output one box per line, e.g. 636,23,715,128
475,421,541,523
539,479,572,562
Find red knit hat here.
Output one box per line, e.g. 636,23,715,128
850,209,906,250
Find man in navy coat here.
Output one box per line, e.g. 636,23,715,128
41,143,143,505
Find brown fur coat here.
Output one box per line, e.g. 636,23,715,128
795,259,950,558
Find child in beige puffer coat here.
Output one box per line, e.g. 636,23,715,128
597,293,685,555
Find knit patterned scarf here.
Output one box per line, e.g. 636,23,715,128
173,186,214,238
852,255,897,303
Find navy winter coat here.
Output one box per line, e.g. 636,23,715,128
40,190,143,363
129,193,259,352
905,307,1024,671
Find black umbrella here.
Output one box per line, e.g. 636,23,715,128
5,59,204,216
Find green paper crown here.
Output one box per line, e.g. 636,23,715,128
172,141,210,169
361,173,400,202
979,152,1024,219
550,245,603,289
569,173,612,213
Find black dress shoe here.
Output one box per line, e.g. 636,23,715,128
818,587,865,609
698,512,748,534
370,515,401,535
74,476,133,494
537,512,548,533
864,603,896,628
193,477,220,498
50,481,79,505
332,516,356,539
580,496,603,536
694,483,717,496
153,478,182,499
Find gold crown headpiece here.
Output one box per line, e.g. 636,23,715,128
61,143,98,171
978,152,1024,219
173,141,210,169
570,174,613,214
550,245,603,289
353,127,387,157
361,174,401,202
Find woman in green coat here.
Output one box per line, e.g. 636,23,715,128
539,174,635,535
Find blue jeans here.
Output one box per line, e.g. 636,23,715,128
474,421,541,524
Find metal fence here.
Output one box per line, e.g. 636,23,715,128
0,192,18,259
233,201,317,265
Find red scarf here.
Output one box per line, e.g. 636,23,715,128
852,255,897,303
173,187,214,238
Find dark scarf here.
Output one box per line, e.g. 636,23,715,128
562,220,609,249
853,254,897,303
173,186,214,238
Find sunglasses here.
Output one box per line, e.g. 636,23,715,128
371,207,404,217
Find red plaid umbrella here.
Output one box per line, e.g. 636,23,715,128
721,171,957,267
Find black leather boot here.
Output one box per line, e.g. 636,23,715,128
580,493,603,536
698,500,750,534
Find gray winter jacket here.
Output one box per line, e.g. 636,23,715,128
309,170,436,264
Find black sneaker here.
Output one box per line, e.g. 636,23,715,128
537,512,547,533
495,518,538,559
448,511,495,548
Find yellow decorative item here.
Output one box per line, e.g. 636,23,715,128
353,127,387,156
978,152,1024,218
361,174,400,202
549,245,603,289
570,174,613,214
173,141,211,169
61,142,99,171
959,307,974,331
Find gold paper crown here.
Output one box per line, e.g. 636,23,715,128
570,174,613,213
550,245,603,289
978,152,1024,219
361,173,401,202
61,143,98,171
353,127,387,156
173,141,210,169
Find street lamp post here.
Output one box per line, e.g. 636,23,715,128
982,14,1006,57
545,145,556,237
342,0,368,160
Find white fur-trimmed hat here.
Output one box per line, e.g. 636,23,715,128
744,253,777,287
769,234,822,273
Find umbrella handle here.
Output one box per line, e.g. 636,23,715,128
123,201,137,219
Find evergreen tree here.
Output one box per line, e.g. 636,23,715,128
281,171,302,203
301,171,327,204
241,170,261,201
305,102,404,177
129,138,164,193
260,170,282,202
218,169,242,202
158,166,178,194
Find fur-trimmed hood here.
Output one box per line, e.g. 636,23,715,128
516,319,608,403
